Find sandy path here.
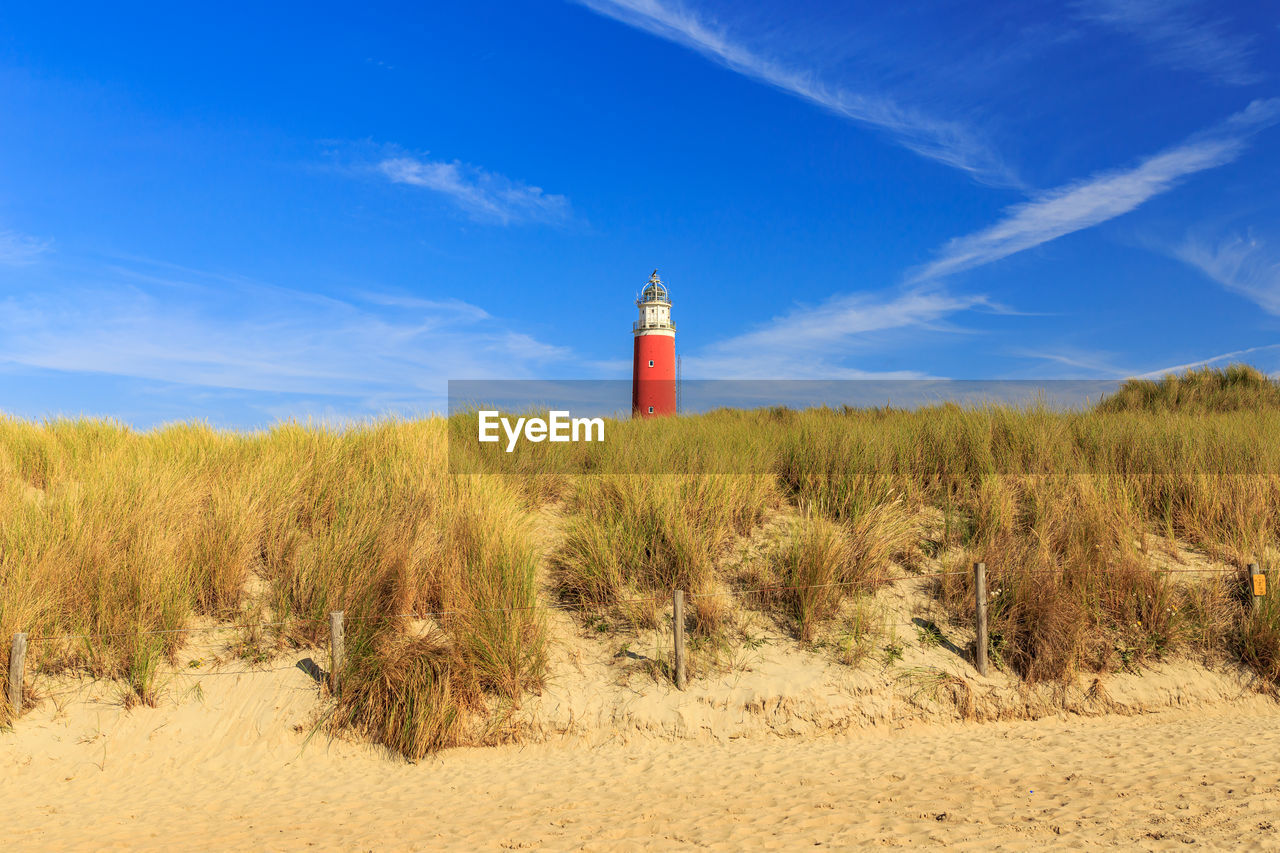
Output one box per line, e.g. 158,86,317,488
4,663,1280,851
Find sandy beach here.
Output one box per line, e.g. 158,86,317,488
4,656,1280,851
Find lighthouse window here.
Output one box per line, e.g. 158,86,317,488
648,360,654,367
648,406,654,413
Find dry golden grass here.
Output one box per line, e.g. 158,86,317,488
1097,364,1280,413
545,370,1280,683
551,474,776,634
3,366,1280,745
755,513,882,642
0,417,544,748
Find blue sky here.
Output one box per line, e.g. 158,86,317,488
1,0,1278,427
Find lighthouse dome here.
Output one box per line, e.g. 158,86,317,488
639,270,670,303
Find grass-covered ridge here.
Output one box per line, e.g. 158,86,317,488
3,365,1279,751
1096,364,1280,413
0,419,545,754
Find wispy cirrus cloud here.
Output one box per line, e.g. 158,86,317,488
573,0,1018,187
1010,347,1133,377
1017,343,1280,379
0,230,52,265
1138,343,1280,378
1171,230,1280,315
0,258,574,417
687,286,993,379
378,156,571,225
1074,0,1261,86
910,98,1280,284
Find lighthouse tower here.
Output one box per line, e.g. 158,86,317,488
632,269,677,418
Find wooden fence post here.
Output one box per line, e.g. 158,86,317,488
1249,563,1264,612
974,563,989,676
329,611,344,695
672,590,687,690
8,632,28,715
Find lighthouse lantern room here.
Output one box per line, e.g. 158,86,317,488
632,269,677,418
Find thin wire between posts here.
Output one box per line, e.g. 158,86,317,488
686,572,968,602
32,663,307,702
155,663,305,679
8,563,1270,716
26,618,325,643
340,592,670,622
14,566,1254,645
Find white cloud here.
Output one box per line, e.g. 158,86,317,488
0,230,51,265
0,261,574,413
1138,343,1280,378
1172,231,1280,315
353,291,492,320
910,98,1280,284
378,156,570,225
573,0,1017,186
1013,348,1134,377
687,287,990,378
1016,341,1280,380
1074,0,1260,86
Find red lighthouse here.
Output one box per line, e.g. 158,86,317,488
632,269,677,418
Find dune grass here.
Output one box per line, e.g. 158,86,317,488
738,512,895,643
0,418,255,709
3,366,1280,743
1096,364,1280,414
552,474,776,634
773,402,1280,681
542,373,1280,682
0,417,544,749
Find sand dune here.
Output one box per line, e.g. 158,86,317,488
4,651,1280,851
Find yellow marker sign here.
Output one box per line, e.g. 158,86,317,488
1254,574,1267,597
